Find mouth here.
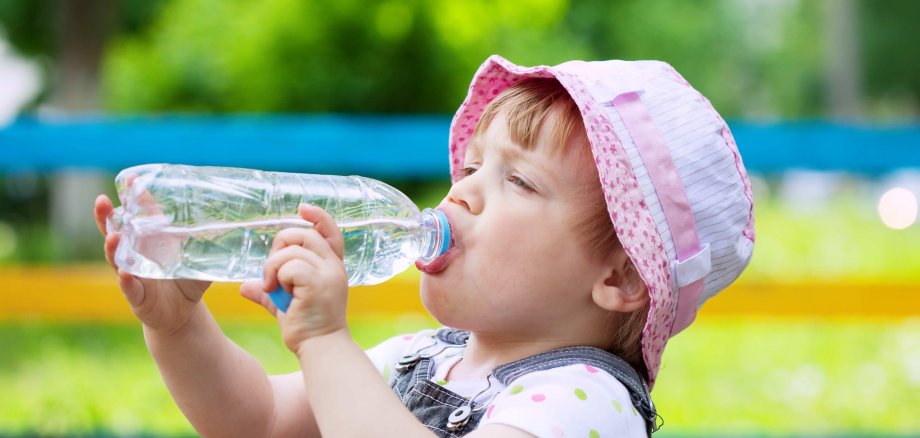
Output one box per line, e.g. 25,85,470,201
416,206,460,274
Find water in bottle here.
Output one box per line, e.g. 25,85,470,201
106,164,452,289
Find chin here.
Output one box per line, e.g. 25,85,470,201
419,276,461,328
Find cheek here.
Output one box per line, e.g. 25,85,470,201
471,214,532,263
469,215,562,284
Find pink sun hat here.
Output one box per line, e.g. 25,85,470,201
448,55,755,388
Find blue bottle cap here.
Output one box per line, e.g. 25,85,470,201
268,285,293,312
434,209,451,256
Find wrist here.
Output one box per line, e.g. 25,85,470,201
294,327,351,359
143,302,206,341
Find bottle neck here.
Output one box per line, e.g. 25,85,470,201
418,208,451,263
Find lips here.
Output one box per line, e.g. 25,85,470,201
416,246,459,273
416,206,460,274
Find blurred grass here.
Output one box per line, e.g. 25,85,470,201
656,317,920,436
0,314,438,437
1,316,918,437
742,179,920,284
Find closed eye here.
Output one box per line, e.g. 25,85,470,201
453,166,478,181
507,175,536,193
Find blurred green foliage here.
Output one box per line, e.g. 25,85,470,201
0,175,54,262
860,1,920,116
98,0,825,116
0,0,918,118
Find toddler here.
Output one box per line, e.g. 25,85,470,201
93,55,754,437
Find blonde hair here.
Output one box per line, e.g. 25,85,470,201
473,78,649,381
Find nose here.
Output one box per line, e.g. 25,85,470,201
446,173,483,215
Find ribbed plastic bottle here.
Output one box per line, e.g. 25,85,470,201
106,163,451,295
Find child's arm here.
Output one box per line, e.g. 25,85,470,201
94,195,318,437
266,204,534,437
143,301,319,437
297,329,532,438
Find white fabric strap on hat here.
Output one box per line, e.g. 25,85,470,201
590,75,644,103
610,91,711,337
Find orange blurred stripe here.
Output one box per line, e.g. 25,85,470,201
0,265,917,321
0,265,427,322
698,280,920,318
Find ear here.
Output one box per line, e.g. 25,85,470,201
591,250,649,313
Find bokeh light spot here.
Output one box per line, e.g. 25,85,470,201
878,187,918,230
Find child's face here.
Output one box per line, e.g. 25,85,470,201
420,110,612,337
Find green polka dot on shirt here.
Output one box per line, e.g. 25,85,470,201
574,388,588,400
612,400,622,412
589,429,600,438
509,385,524,395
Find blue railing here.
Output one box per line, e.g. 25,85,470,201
1,116,918,177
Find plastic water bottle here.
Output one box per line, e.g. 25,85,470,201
106,164,451,310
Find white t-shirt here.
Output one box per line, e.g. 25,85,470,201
366,329,648,438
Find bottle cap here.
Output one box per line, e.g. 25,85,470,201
268,285,293,313
433,209,451,256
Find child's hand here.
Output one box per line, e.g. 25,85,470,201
260,204,349,354
94,194,211,335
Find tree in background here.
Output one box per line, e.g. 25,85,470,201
100,0,581,113
1,0,917,118
860,0,920,119
90,0,920,119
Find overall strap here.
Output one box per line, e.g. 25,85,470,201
435,327,471,346
439,329,659,436
390,331,486,437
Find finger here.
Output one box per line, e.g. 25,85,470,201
240,280,262,303
298,204,345,260
240,280,279,317
276,258,316,296
116,269,146,308
94,195,114,236
270,226,335,260
104,232,121,271
262,245,324,292
125,173,165,216
137,189,165,216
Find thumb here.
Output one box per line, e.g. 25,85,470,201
240,280,279,317
116,269,146,308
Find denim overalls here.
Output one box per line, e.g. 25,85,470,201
390,328,658,437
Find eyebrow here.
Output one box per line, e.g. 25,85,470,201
466,137,523,162
468,137,560,187
468,135,521,154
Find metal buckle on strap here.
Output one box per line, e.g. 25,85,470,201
395,353,422,373
393,335,466,374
